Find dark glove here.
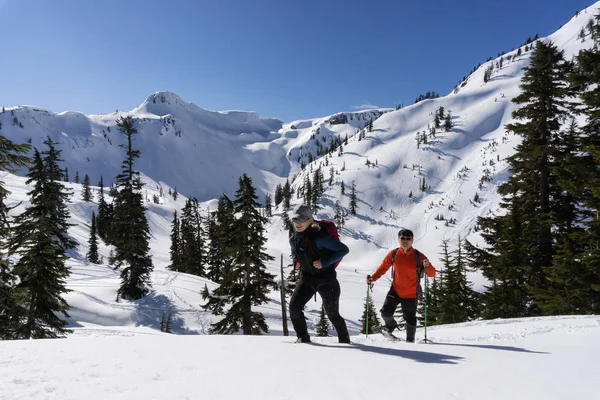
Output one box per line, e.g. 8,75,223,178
366,275,373,284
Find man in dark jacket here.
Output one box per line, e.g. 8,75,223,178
288,204,350,343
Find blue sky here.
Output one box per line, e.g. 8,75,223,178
0,0,594,122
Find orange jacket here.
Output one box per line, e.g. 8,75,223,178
371,247,436,298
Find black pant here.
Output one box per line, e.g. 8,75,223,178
289,272,349,341
380,287,417,330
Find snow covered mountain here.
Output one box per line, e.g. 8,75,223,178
0,3,598,338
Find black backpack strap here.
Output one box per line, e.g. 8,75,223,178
414,249,424,298
390,248,399,281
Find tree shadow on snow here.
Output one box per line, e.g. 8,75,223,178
308,342,464,364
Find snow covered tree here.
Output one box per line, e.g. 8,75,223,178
112,116,153,301
86,212,99,264
7,138,76,339
203,174,276,335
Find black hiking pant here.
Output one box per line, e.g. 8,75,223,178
289,271,349,342
380,287,417,332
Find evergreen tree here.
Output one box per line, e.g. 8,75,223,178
203,174,276,335
168,211,182,272
112,116,153,301
0,135,31,339
473,40,575,316
264,193,272,217
205,195,236,282
444,112,453,132
359,291,381,334
274,184,283,206
556,15,600,313
333,200,346,230
303,175,313,207
81,174,92,202
315,304,330,336
282,179,292,211
349,180,357,215
64,167,69,182
74,171,79,184
7,138,76,339
179,198,205,276
435,239,479,324
96,176,113,242
86,212,99,264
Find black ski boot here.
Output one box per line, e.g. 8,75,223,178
406,324,416,343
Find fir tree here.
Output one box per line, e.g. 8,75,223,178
444,112,453,132
264,193,272,217
96,176,113,242
7,138,76,339
64,167,69,182
168,211,182,272
349,180,357,215
86,212,99,264
203,174,276,335
274,184,283,206
359,291,381,334
473,40,575,316
74,171,79,184
81,174,92,202
557,15,600,313
315,304,330,336
179,198,205,276
205,195,236,282
435,238,479,324
0,135,31,339
112,116,153,301
282,179,292,211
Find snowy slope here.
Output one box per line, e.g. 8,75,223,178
0,315,598,400
0,2,598,343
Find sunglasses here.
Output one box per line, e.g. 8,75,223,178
399,236,413,241
292,217,310,223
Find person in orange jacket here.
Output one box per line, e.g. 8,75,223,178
366,229,436,342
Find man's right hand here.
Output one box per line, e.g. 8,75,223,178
366,275,373,284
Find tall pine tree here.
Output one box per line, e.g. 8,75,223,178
168,211,182,272
81,174,92,202
8,137,76,339
472,40,575,316
87,212,100,264
111,116,154,301
203,174,276,335
0,135,31,339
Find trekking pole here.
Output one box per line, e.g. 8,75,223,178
422,275,432,343
365,282,371,338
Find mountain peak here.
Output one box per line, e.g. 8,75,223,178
133,91,190,116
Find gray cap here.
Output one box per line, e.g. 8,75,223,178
290,204,313,222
